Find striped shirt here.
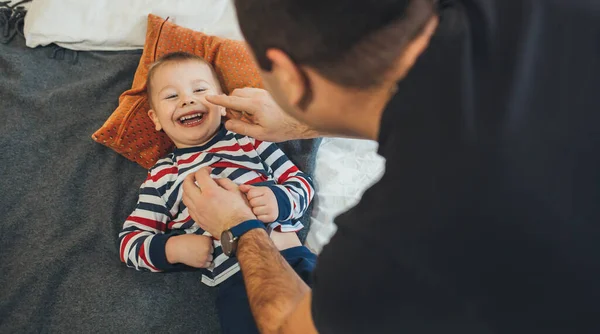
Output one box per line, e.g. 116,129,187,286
119,125,314,286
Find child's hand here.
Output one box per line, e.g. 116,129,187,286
165,234,214,268
239,185,279,223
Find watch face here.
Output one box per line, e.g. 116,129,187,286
221,231,234,257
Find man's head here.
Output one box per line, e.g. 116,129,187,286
234,0,438,138
147,52,227,148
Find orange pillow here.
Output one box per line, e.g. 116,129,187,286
92,14,263,169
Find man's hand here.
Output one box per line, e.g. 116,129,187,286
206,88,318,142
165,234,214,268
240,185,279,223
182,167,257,238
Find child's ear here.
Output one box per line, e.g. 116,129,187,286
147,109,163,131
218,94,227,117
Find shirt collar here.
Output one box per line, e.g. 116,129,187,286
173,124,228,156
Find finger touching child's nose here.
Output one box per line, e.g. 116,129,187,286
206,94,255,116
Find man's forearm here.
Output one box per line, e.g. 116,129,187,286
237,228,310,333
299,123,322,140
288,116,321,140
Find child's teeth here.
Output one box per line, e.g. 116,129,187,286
180,113,203,121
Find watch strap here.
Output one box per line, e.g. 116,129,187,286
229,219,265,239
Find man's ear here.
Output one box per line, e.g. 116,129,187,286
265,49,306,107
147,109,162,131
394,16,439,80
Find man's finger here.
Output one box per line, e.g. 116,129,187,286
230,88,260,98
225,119,262,138
193,167,217,192
182,175,202,201
181,188,190,207
225,109,243,120
206,95,256,115
182,180,201,224
214,177,239,192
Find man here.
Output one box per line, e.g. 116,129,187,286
183,0,600,333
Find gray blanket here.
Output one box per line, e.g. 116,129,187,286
0,34,319,333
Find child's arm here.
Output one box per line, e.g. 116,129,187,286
253,140,315,221
119,173,212,272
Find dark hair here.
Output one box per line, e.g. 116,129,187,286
146,52,223,108
234,0,436,89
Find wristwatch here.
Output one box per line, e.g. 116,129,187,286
220,219,266,257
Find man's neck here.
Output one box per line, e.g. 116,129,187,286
325,82,396,141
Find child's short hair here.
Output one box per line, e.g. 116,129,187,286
146,52,224,107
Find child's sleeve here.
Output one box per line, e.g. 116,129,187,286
253,140,315,221
118,170,183,272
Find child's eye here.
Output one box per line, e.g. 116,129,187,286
194,88,207,93
165,94,177,100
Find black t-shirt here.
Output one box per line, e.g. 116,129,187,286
312,1,600,333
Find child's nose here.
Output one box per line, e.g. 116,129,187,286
181,98,196,108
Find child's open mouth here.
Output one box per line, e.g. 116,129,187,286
178,112,205,127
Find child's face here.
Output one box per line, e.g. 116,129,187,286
148,60,225,148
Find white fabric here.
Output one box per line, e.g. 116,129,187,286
23,0,243,51
7,0,32,9
306,138,386,254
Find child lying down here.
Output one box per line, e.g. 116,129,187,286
118,52,316,333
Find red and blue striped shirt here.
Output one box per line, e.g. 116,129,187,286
119,126,314,286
